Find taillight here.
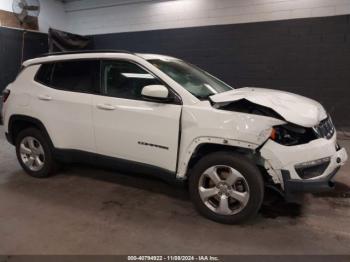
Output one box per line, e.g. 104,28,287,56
2,89,10,103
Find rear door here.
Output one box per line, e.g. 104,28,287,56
92,59,182,172
33,60,100,152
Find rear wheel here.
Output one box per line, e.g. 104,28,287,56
15,128,58,178
189,152,264,224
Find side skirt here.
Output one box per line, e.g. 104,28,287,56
53,148,183,185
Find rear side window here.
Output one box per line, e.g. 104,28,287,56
35,63,54,86
35,60,100,94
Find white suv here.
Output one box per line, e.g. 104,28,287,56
1,51,348,224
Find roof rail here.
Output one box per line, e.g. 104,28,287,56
37,49,133,58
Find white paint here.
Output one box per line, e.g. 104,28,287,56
2,51,348,185
260,134,348,180
210,87,328,127
141,84,169,98
61,0,350,35
93,90,181,171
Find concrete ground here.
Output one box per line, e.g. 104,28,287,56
0,126,350,255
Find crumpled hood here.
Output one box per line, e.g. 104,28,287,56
210,87,327,127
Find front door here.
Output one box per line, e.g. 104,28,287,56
92,60,182,172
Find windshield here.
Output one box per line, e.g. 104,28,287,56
148,59,233,100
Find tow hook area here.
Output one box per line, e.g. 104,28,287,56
281,168,339,201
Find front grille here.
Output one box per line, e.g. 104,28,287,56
314,116,335,139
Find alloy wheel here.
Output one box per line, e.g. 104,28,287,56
19,136,45,172
198,165,250,215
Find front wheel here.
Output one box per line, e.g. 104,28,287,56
189,152,264,224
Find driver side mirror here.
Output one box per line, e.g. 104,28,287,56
141,85,172,102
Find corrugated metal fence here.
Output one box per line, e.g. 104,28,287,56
0,27,48,92
0,27,48,123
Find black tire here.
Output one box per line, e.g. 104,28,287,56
15,128,58,178
189,151,264,224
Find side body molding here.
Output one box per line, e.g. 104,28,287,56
176,136,259,179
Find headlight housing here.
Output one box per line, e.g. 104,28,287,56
270,123,318,146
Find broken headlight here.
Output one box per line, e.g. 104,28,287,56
270,123,317,146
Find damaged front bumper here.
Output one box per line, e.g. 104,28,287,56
260,132,348,198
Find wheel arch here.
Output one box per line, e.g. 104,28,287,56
177,137,261,179
187,143,254,170
179,140,281,186
8,115,54,148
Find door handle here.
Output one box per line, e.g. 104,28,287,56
97,103,116,110
38,95,52,101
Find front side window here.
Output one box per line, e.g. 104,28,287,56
102,60,162,100
148,59,233,100
35,60,100,94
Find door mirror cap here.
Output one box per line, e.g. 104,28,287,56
141,85,169,101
